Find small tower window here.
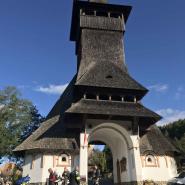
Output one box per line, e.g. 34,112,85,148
147,157,152,163
86,94,96,100
96,11,108,17
84,9,94,16
124,96,135,102
111,12,122,18
112,95,121,101
99,95,109,100
62,157,67,162
145,154,158,167
106,75,113,79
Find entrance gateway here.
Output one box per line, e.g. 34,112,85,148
14,0,178,184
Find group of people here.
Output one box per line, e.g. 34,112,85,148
48,165,101,185
90,165,101,185
48,167,80,185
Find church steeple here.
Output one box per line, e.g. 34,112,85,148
70,0,132,80
46,0,160,129
70,0,148,101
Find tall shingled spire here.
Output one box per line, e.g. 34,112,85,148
70,0,132,82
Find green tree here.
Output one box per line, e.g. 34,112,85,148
0,86,43,157
89,148,107,172
103,145,113,172
159,119,185,153
21,106,45,141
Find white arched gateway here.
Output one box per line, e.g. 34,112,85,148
79,122,143,184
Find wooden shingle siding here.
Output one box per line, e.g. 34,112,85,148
80,15,125,31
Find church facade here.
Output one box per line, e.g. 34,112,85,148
14,0,178,185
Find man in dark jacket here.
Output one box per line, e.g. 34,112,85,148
62,167,70,185
69,166,80,185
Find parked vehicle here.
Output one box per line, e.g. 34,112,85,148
167,172,185,185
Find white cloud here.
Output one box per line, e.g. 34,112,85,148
148,84,169,93
17,85,30,89
175,86,184,100
156,108,185,126
35,84,68,95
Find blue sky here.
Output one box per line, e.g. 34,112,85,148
0,0,185,125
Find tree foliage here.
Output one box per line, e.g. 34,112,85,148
103,145,113,172
89,146,113,173
159,119,185,153
89,148,107,172
21,106,45,141
0,86,44,157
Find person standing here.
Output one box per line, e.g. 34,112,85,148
69,166,80,185
92,165,101,185
48,168,56,185
62,167,70,185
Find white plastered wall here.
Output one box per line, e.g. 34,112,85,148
141,155,177,182
23,153,75,184
23,154,43,184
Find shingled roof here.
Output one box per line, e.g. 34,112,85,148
14,116,79,154
139,125,178,155
76,62,147,94
47,75,76,119
66,99,161,124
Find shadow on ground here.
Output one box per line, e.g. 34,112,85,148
88,178,114,185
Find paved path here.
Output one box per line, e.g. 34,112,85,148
88,179,114,185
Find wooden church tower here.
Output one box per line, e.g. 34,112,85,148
15,1,178,184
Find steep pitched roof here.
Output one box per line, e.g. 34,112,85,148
47,75,76,119
76,62,147,93
14,116,79,153
139,125,178,155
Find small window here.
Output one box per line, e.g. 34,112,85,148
111,12,122,18
84,9,94,16
62,157,67,162
124,96,134,102
86,94,96,100
99,95,109,100
112,95,121,101
96,11,108,17
147,157,152,163
145,154,157,167
106,75,113,79
56,154,70,167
